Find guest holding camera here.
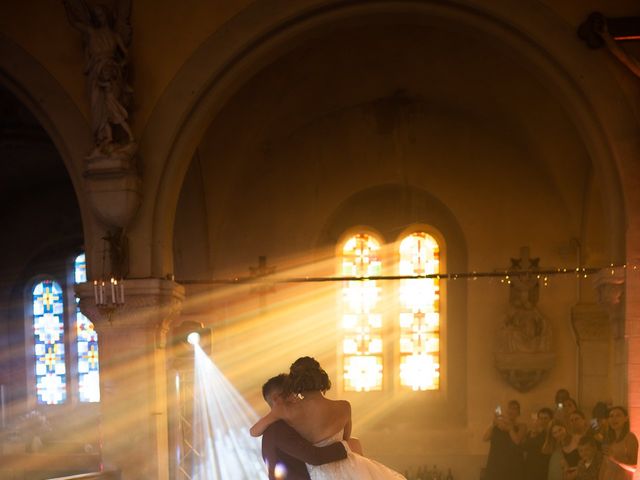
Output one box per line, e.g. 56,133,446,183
553,390,571,420
600,406,638,480
555,398,579,424
523,407,553,480
589,402,610,450
483,400,527,480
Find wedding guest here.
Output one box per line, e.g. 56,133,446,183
564,398,579,416
589,402,610,449
575,435,603,480
553,390,573,422
555,389,571,406
556,398,579,424
523,407,553,480
600,406,638,480
542,419,580,480
483,400,526,480
569,411,589,437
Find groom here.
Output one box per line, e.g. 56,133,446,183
261,374,348,479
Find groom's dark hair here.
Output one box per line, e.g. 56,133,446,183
262,373,288,402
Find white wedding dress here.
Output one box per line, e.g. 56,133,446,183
306,430,406,479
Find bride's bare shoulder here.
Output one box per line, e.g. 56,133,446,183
328,398,351,413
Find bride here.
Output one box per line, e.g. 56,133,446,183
250,356,406,479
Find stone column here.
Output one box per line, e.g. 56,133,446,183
593,267,626,405
571,303,611,409
76,278,185,480
627,260,640,476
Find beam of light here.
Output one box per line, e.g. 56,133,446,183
191,344,267,480
3,248,604,476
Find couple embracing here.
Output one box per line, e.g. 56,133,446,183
250,356,406,479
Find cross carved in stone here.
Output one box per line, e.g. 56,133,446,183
510,246,540,272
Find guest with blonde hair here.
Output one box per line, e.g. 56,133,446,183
542,419,580,480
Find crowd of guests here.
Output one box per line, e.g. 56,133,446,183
483,389,639,480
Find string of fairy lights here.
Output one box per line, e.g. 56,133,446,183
180,263,637,287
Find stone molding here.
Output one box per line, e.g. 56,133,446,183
75,278,185,347
83,162,142,229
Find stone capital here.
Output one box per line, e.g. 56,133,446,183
75,278,185,347
593,266,625,313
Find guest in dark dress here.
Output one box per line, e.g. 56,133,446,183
483,399,527,480
523,407,553,480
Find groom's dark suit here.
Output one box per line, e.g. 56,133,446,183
262,420,347,480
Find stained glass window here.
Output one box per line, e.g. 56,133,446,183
33,280,67,404
341,234,383,391
398,233,440,390
74,253,100,402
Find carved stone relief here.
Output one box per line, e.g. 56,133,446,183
494,247,555,392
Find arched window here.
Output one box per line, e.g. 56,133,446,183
398,232,440,391
32,279,67,405
339,230,442,393
74,253,100,403
341,233,383,392
28,252,101,405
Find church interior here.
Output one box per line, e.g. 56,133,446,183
0,1,639,479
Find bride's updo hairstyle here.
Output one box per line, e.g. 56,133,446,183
287,356,331,394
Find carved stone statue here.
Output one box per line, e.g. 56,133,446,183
498,259,551,354
494,248,555,392
63,0,135,162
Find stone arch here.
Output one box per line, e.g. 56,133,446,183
0,33,97,256
144,0,636,278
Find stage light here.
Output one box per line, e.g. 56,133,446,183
187,331,200,345
171,321,213,357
